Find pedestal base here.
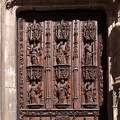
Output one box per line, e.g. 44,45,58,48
54,103,70,109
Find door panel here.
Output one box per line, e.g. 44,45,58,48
18,10,107,120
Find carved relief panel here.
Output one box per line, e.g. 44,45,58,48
18,12,106,120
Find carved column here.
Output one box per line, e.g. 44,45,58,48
45,21,52,109
73,20,80,109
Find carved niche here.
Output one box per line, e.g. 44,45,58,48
81,20,98,108
53,20,71,109
26,20,43,109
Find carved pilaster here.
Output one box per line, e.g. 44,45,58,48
73,20,80,109
45,21,52,109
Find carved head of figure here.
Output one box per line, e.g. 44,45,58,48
31,55,38,65
31,80,36,86
60,79,65,84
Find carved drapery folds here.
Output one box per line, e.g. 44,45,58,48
18,18,104,120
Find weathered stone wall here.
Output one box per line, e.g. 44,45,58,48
1,1,18,120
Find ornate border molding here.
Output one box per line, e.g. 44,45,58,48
19,109,99,118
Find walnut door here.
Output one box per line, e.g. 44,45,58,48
18,11,107,120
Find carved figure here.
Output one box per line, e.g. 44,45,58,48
54,79,70,103
84,42,93,65
28,81,42,104
27,41,42,65
56,41,67,64
84,82,96,103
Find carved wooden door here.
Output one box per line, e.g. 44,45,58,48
18,11,107,120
